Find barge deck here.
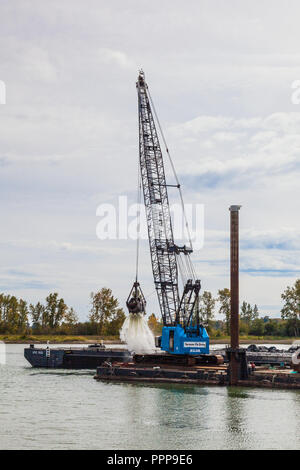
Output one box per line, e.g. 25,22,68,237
94,360,300,390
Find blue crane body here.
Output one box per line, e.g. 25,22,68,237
127,71,209,356
161,325,209,355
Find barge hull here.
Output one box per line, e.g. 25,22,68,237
24,346,131,369
94,363,300,390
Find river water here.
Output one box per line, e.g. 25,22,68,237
0,343,299,450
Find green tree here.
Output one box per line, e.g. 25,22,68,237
240,301,259,324
240,302,259,333
18,299,29,332
0,294,29,333
148,313,162,334
281,279,300,336
45,293,68,329
240,301,252,325
89,288,120,335
63,307,78,326
253,304,259,320
0,294,9,327
199,291,216,327
60,307,79,334
218,288,231,335
249,318,265,336
6,296,19,333
105,308,126,336
264,319,277,336
29,302,45,328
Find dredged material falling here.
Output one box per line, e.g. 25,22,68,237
120,313,156,353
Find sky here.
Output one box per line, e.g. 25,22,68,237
0,0,300,320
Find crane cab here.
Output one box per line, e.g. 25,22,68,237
160,324,209,355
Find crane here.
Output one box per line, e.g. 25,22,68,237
127,70,209,356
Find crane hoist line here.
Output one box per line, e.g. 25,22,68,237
126,70,210,357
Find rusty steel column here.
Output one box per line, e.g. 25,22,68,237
229,205,241,385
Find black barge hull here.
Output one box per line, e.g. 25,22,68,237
24,345,131,369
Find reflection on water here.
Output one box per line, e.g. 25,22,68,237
0,344,299,450
225,387,247,449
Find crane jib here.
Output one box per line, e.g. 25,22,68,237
137,73,179,327
135,71,208,359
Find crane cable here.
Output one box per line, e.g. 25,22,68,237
135,158,142,283
177,252,188,286
148,90,194,251
148,89,197,281
186,254,197,281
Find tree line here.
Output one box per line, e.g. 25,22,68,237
0,279,299,337
191,279,300,337
0,288,125,336
148,279,300,338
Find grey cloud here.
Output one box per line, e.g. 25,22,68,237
1,0,300,319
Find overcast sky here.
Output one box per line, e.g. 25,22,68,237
1,0,300,320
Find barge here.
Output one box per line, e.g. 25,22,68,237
94,358,300,390
94,346,300,390
24,343,131,368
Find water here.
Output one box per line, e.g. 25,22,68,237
0,344,299,450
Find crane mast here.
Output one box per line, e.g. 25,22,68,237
137,71,179,326
132,70,209,356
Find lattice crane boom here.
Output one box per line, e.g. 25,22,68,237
136,71,179,326
136,70,204,335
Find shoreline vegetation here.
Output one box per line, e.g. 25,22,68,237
1,281,300,343
1,334,299,345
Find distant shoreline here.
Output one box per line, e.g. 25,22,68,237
0,335,121,345
1,335,299,345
